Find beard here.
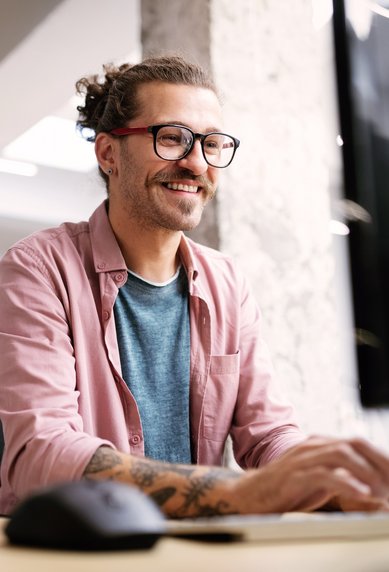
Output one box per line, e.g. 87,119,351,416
118,148,216,232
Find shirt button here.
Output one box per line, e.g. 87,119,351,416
98,262,106,270
103,310,110,320
130,435,141,445
115,273,124,282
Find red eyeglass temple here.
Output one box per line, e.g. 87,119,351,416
110,127,149,136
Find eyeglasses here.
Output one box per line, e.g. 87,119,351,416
110,124,240,168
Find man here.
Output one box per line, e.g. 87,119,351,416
1,55,389,517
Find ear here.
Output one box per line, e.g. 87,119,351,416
95,133,118,175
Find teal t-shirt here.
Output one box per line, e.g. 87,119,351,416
113,267,191,464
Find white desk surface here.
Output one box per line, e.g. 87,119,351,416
2,516,389,572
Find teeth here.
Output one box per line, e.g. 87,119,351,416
166,183,198,193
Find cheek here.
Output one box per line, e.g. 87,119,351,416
209,169,220,188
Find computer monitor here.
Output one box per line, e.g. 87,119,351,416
332,0,389,405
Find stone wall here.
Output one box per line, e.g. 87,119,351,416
141,0,220,249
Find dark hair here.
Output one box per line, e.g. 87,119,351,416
75,55,217,186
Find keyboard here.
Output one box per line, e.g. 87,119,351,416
166,511,389,542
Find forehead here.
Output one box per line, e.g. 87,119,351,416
134,81,223,130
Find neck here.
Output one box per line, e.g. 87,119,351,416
108,205,182,284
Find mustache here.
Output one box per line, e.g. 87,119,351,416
148,168,214,194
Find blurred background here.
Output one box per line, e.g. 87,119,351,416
1,0,389,450
0,0,140,251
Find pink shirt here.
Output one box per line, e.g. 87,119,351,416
0,201,304,514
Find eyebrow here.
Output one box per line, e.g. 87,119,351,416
158,121,223,133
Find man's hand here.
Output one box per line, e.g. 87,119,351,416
233,436,389,514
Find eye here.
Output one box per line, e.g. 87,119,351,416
158,132,182,146
156,126,193,148
204,136,223,154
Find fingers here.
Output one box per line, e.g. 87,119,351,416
350,437,389,478
241,436,389,515
266,466,371,514
286,466,372,512
345,438,389,496
240,457,375,515
335,494,389,513
284,437,388,498
331,467,372,497
307,435,389,476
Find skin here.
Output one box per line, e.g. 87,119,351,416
88,81,389,517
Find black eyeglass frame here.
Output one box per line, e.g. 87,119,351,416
110,123,240,168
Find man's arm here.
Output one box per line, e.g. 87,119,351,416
84,447,241,518
83,437,389,517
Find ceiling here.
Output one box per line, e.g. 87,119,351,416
0,0,63,62
0,0,141,248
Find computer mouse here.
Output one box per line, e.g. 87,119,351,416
5,479,166,551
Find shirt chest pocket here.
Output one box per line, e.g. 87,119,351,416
202,352,240,442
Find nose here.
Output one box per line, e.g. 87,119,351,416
176,139,209,175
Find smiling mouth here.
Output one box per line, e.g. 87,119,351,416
162,182,199,193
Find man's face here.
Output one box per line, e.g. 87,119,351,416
111,81,223,233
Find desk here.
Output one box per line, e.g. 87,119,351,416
2,516,389,572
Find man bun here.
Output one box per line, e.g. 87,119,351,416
76,63,132,141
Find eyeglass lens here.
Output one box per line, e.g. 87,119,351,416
155,125,236,167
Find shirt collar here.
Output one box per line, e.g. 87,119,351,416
178,234,199,287
89,200,127,274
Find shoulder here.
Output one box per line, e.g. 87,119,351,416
0,219,91,279
184,237,250,295
5,219,89,254
185,237,236,269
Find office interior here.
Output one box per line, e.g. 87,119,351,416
1,0,389,464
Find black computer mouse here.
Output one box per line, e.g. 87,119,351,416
5,479,166,551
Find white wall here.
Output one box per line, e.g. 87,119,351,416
210,0,389,449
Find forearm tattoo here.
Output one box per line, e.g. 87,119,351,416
83,446,240,517
149,487,176,506
130,458,197,487
133,462,240,517
83,446,123,474
173,470,237,518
